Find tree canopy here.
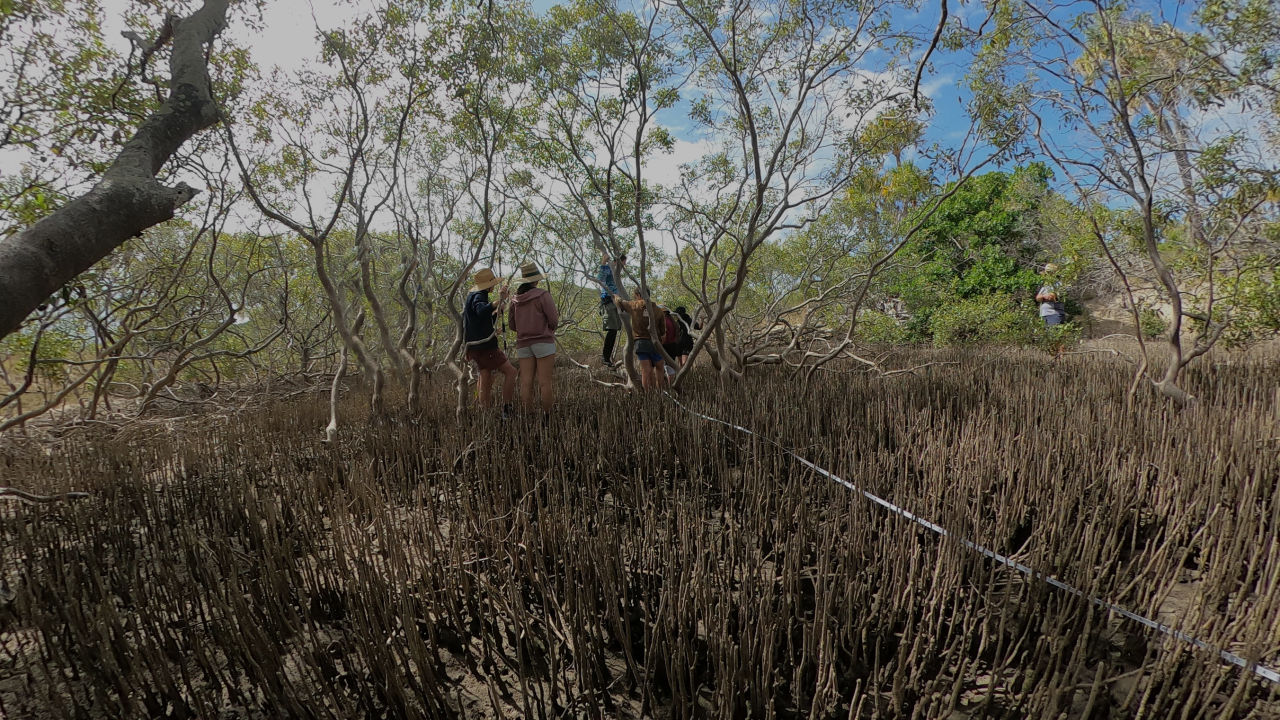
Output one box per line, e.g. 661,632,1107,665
1,0,1277,427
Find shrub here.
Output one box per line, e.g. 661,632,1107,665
854,310,911,344
1139,306,1167,339
928,294,1042,346
1034,320,1083,353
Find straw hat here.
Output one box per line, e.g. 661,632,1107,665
1043,262,1059,273
516,261,547,284
470,267,500,292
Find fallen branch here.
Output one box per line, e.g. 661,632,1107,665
567,357,631,389
1060,348,1139,363
0,487,91,503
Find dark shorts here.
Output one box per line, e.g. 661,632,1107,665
466,347,509,371
663,343,682,358
634,338,662,364
1043,313,1066,326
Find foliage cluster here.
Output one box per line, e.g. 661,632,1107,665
891,164,1055,345
2,0,1280,424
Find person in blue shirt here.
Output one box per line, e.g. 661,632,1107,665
463,268,516,416
598,253,624,367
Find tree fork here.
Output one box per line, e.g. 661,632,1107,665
0,0,230,340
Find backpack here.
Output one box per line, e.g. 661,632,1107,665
662,312,679,345
675,313,692,345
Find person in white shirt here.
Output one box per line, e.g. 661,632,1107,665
1036,263,1066,326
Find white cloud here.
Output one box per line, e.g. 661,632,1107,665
642,135,717,190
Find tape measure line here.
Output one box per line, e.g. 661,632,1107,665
664,393,1280,685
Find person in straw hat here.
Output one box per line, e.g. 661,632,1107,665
1036,263,1067,326
508,261,560,418
464,268,517,416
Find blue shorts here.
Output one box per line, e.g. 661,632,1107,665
634,338,662,364
1043,313,1065,326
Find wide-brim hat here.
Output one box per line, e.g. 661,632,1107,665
515,261,547,284
471,267,501,292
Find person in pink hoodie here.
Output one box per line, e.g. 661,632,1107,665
507,262,560,416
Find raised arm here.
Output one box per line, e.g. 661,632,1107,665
599,264,620,296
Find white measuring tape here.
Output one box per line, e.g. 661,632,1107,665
664,393,1280,685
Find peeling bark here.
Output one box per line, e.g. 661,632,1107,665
0,0,230,339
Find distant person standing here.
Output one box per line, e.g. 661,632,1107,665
613,288,666,391
660,307,682,365
463,268,516,416
598,254,624,367
509,262,559,418
672,306,694,366
1036,263,1067,326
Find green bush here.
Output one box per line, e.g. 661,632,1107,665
928,294,1042,347
1138,306,1167,339
1034,321,1083,353
855,310,912,345
1219,264,1279,347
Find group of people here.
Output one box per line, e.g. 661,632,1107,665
467,257,1067,417
463,262,559,420
599,254,695,388
463,255,697,417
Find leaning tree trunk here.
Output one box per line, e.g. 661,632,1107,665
0,0,230,340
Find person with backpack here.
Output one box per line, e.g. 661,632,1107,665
463,268,516,416
657,308,681,381
661,308,682,367
672,306,694,366
612,288,666,391
508,262,560,418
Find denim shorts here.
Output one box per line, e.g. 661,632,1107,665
634,338,662,365
516,342,556,359
1043,313,1065,326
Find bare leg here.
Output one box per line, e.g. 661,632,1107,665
536,354,555,413
639,358,654,390
477,369,494,408
519,356,536,410
498,361,517,405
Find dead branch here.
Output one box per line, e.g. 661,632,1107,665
0,487,90,503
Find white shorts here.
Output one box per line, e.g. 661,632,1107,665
515,342,556,359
